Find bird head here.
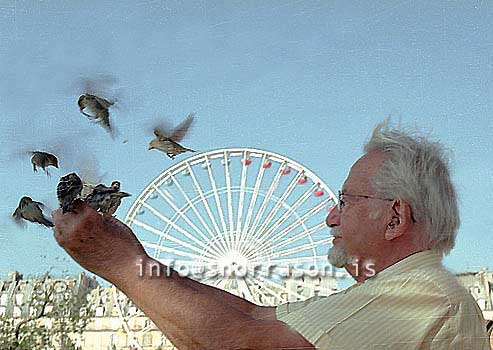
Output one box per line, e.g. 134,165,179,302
63,172,82,184
148,139,158,150
53,158,59,168
111,181,121,191
77,95,86,110
20,196,33,207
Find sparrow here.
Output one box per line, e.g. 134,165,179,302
78,93,114,133
85,181,131,215
31,151,59,176
12,197,53,228
57,173,83,213
149,113,196,159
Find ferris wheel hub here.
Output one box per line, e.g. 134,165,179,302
217,250,249,276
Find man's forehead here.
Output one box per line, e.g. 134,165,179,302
342,151,388,192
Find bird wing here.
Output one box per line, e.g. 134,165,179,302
45,153,58,165
23,203,44,221
92,184,115,195
32,201,45,208
153,127,169,140
94,95,114,109
171,113,195,142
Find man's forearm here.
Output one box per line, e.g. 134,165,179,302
110,255,314,350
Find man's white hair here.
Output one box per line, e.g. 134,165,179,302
364,120,459,256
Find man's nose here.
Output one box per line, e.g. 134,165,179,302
326,206,340,227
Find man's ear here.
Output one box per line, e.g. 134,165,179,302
384,199,413,240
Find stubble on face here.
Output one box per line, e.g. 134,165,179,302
328,227,350,268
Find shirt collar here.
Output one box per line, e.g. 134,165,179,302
372,250,443,281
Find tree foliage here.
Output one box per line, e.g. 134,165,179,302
0,272,94,350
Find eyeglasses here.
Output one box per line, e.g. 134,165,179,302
337,190,394,212
337,190,416,222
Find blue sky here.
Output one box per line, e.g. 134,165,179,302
0,1,492,282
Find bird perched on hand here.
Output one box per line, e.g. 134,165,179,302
31,151,59,176
149,113,196,159
78,93,114,134
85,181,131,216
12,197,53,228
57,173,83,213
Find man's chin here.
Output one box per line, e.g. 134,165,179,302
328,245,349,268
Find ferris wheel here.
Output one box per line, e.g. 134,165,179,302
123,148,341,309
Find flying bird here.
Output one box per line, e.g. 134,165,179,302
31,151,59,176
57,173,83,213
78,93,115,134
149,113,196,159
12,197,53,228
85,181,131,216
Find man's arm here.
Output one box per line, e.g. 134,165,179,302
53,201,315,350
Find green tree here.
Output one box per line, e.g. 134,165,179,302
0,272,94,350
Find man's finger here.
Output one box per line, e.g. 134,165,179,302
52,208,63,221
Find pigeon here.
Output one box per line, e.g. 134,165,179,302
85,181,131,215
12,197,53,227
78,93,114,134
149,113,195,159
57,173,83,213
31,151,59,176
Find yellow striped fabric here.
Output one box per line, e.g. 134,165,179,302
276,250,490,349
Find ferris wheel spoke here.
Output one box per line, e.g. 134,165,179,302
236,154,268,254
203,155,230,248
135,221,217,260
250,255,329,266
240,184,318,256
152,183,175,202
182,163,229,255
244,197,332,259
151,185,225,257
238,175,316,256
237,161,285,254
222,151,236,251
139,203,221,259
143,241,215,263
198,274,224,286
251,222,327,259
237,278,255,301
156,258,213,267
255,171,303,241
170,173,229,254
234,150,250,251
255,238,332,261
247,161,285,240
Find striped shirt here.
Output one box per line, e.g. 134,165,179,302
276,250,490,349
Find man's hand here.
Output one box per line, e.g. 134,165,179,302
52,200,147,283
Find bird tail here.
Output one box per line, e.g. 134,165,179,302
39,216,54,228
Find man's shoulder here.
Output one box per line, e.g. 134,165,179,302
374,258,477,307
